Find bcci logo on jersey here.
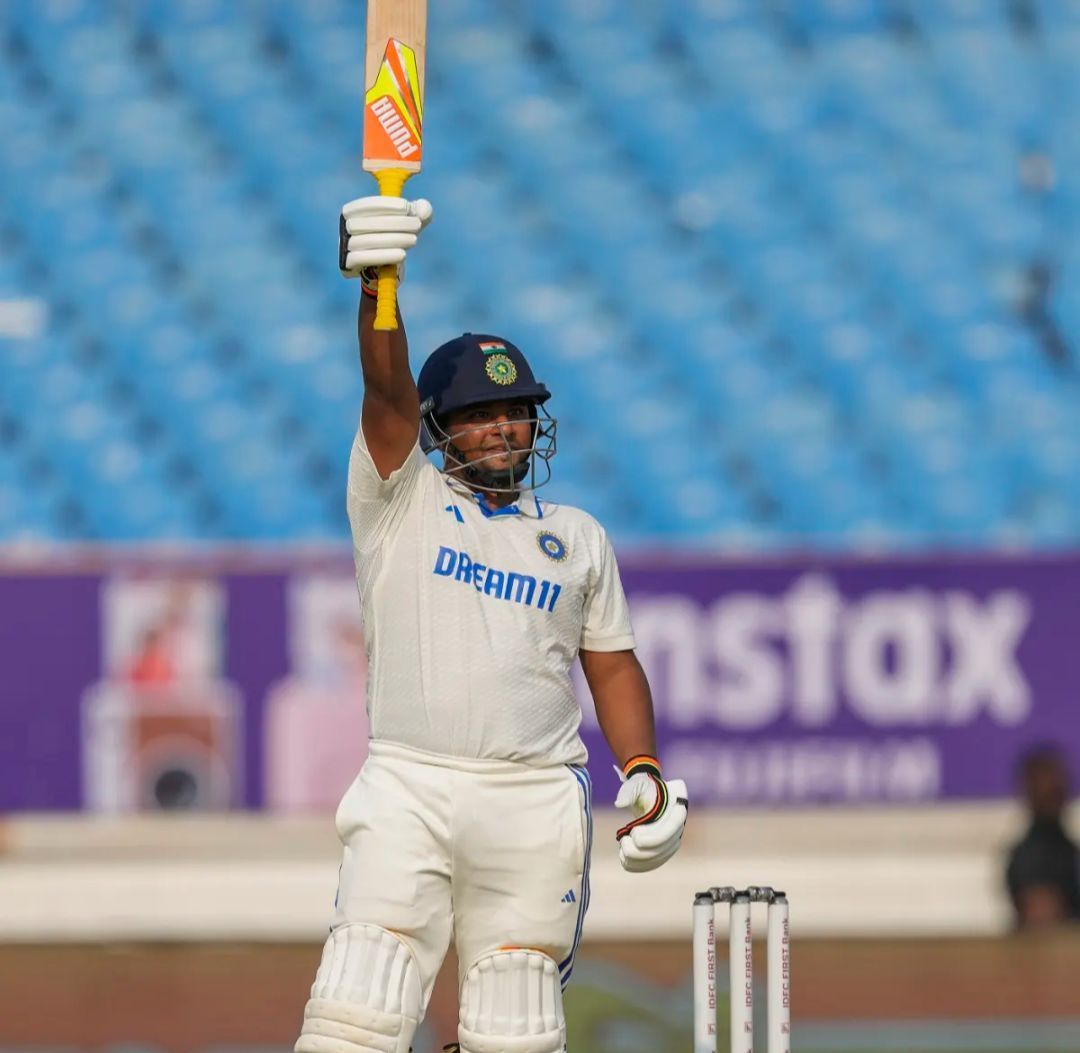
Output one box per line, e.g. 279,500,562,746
433,546,562,613
537,531,568,562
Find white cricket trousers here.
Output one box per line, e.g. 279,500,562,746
330,741,593,1013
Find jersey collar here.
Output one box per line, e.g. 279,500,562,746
473,488,545,519
445,476,544,519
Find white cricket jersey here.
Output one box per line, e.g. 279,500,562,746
346,425,636,766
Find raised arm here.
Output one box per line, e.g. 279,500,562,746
340,195,433,479
358,292,419,479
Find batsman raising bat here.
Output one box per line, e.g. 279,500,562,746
294,11,688,1053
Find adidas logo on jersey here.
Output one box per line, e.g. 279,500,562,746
432,546,563,613
562,889,577,904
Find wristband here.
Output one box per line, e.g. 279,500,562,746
360,266,380,298
622,754,662,779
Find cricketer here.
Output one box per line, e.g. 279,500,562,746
293,195,689,1053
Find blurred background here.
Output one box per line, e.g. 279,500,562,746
1,0,1079,1050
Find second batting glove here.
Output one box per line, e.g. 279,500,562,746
614,756,689,873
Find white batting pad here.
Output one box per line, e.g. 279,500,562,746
295,924,422,1053
458,949,566,1053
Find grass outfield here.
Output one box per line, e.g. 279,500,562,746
563,962,1080,1053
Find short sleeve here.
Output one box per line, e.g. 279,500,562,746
346,422,430,553
580,529,636,651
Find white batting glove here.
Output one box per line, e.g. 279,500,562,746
614,757,689,873
338,195,433,278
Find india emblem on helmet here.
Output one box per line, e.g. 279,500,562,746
484,354,517,386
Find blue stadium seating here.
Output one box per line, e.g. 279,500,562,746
0,0,1077,547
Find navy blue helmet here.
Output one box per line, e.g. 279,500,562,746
417,333,556,491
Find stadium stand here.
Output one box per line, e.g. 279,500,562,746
0,0,1077,546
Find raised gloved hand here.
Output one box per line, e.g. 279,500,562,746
614,756,688,873
338,195,434,292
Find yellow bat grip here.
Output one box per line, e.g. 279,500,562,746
373,168,411,331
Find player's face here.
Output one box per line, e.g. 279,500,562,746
445,400,533,472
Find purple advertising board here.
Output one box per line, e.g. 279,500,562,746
578,555,1080,806
0,551,1077,812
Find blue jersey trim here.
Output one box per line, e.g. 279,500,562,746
559,763,593,988
474,493,519,518
470,492,544,519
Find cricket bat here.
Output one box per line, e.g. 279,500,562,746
363,0,427,331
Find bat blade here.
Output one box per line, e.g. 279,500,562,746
363,2,427,174
363,38,424,172
362,0,428,330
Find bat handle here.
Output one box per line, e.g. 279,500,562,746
373,168,411,331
